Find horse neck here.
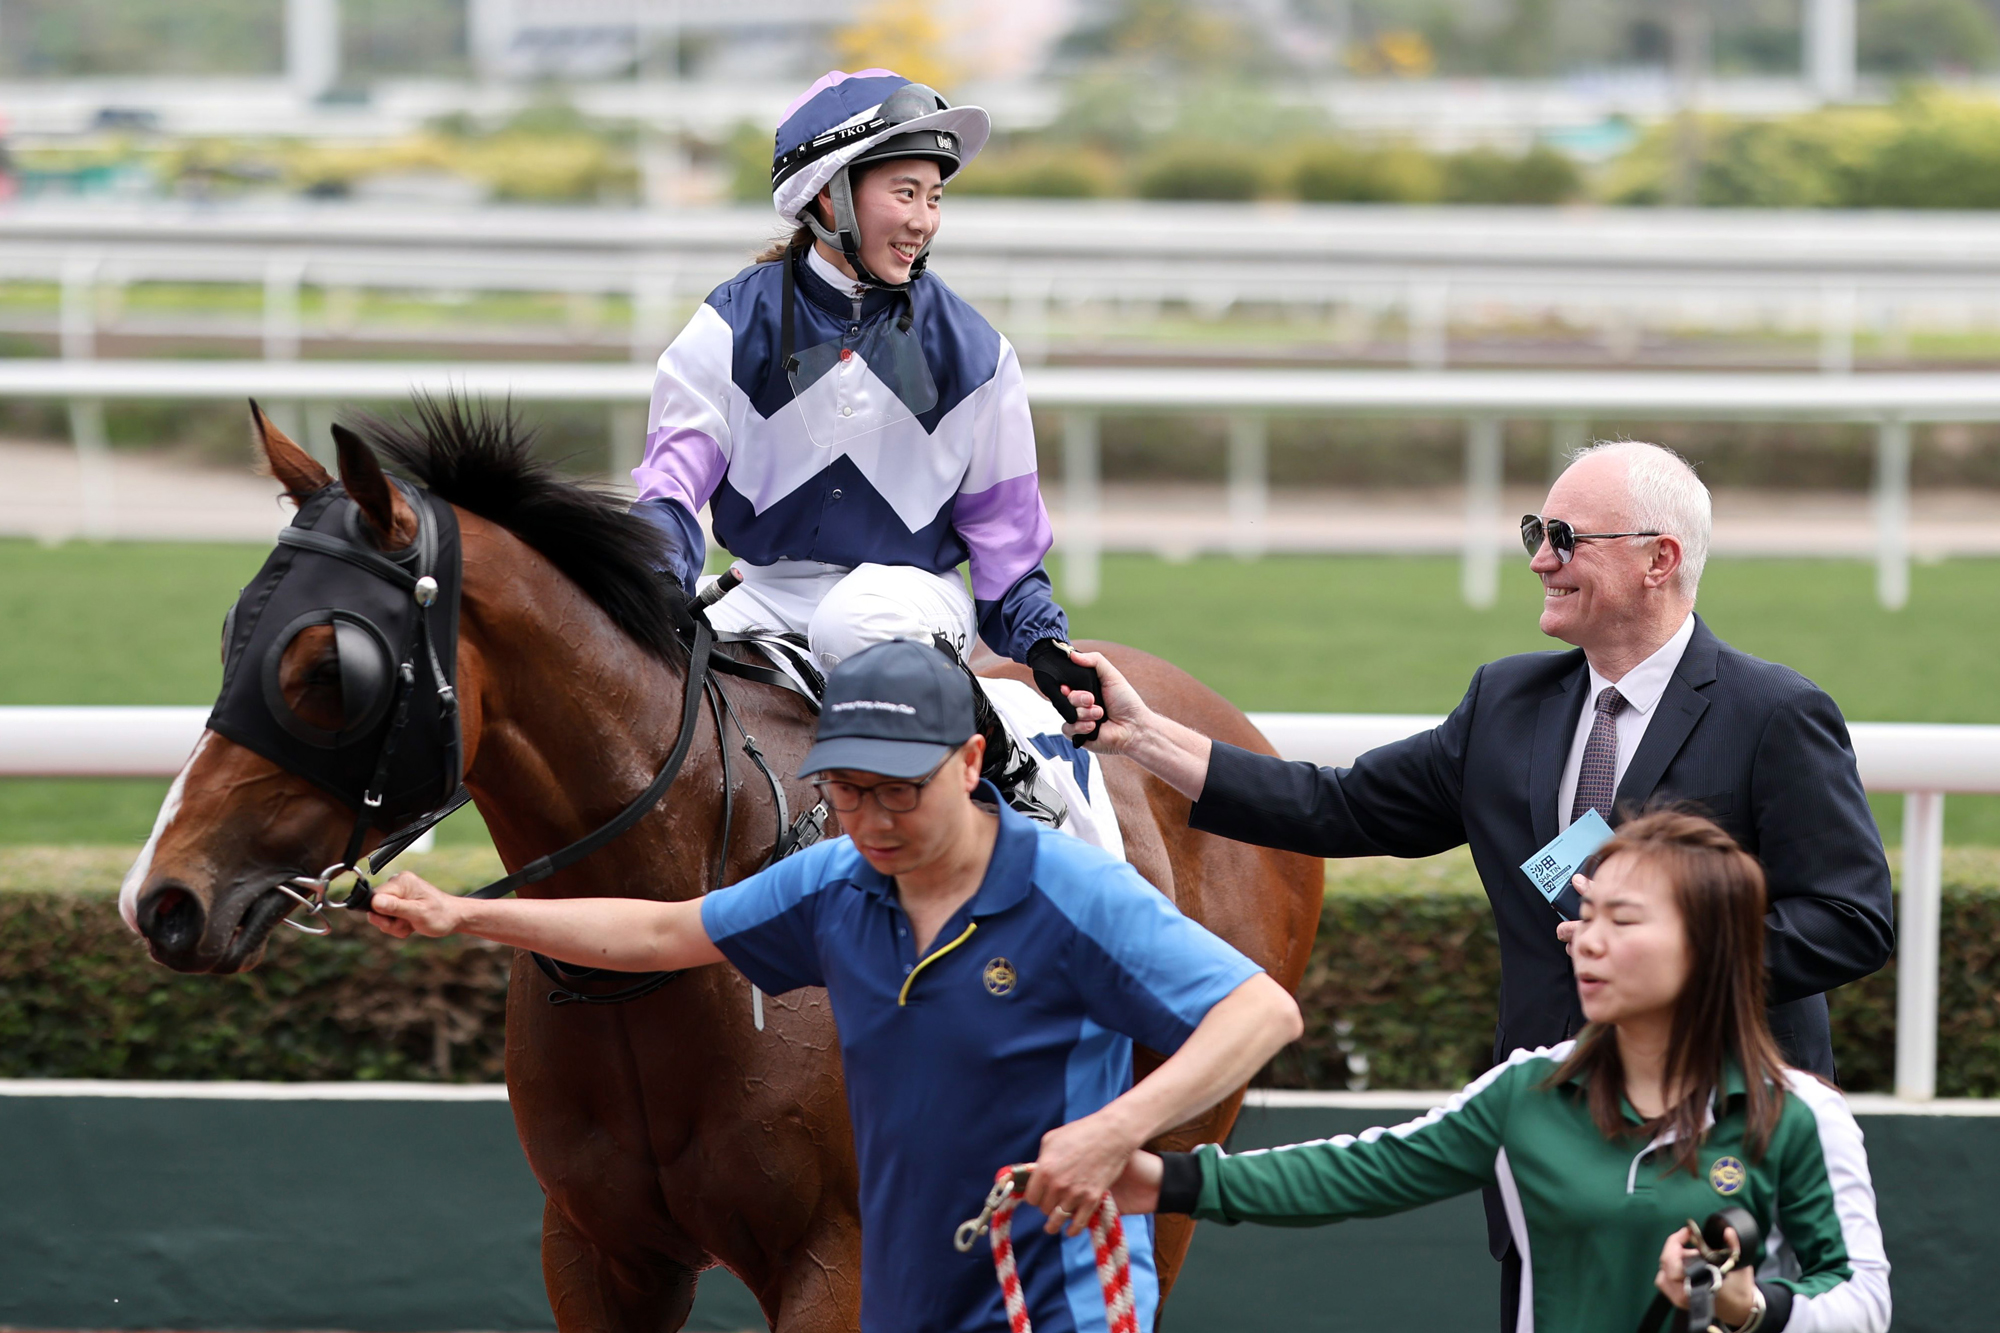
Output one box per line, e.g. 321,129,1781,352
456,519,718,904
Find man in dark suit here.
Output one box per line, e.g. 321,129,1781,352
1058,440,1894,1325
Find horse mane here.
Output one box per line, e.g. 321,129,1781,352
355,394,691,664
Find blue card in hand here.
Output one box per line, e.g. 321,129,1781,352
1520,809,1614,920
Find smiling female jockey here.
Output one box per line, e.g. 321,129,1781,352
631,68,1101,819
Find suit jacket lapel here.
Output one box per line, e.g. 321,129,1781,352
1529,656,1590,846
1612,615,1720,819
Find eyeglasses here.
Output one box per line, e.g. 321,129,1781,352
1520,515,1662,565
812,755,953,814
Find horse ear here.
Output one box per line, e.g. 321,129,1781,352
250,399,331,500
331,422,417,548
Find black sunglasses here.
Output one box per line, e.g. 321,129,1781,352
1520,515,1662,565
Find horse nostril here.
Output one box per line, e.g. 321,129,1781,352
139,883,205,956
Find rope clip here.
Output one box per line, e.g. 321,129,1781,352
954,1166,1031,1252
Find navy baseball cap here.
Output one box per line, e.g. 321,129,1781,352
798,639,975,778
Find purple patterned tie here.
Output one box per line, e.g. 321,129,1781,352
1570,686,1629,824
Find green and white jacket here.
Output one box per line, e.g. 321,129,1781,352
1160,1043,1889,1333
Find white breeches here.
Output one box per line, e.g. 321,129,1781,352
700,559,976,672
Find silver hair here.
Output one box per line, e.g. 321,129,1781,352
1566,440,1711,598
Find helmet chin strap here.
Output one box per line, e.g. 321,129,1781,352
801,164,933,291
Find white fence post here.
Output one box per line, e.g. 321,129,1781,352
67,400,115,541
1462,416,1503,609
285,0,341,101
263,259,305,362
1820,282,1857,375
60,256,99,360
607,404,646,493
1806,0,1858,103
1549,416,1586,480
59,258,113,541
1009,273,1053,367
1874,417,1911,611
1895,790,1945,1101
304,402,339,468
630,268,679,365
1407,280,1449,371
1227,413,1268,561
1063,411,1101,605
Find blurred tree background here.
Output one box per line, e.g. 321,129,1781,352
11,0,2000,207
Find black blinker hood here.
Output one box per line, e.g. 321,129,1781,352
207,480,463,827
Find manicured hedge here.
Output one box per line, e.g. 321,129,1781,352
0,849,511,1082
4,847,1996,1095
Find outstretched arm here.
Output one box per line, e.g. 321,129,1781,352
1115,1056,1522,1223
1024,972,1300,1234
1059,648,1214,799
366,872,726,973
1068,647,1473,861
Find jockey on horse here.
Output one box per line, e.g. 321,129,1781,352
630,68,1102,826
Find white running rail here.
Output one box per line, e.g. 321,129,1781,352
3,705,1991,1101
1,358,1989,610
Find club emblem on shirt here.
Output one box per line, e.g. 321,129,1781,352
983,957,1017,996
1709,1156,1746,1195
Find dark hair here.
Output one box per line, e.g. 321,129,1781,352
751,158,929,264
1549,809,1789,1173
752,223,813,266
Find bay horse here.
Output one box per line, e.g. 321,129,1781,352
121,399,1322,1332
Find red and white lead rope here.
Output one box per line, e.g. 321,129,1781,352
954,1164,1137,1333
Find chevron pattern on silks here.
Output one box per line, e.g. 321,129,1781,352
1570,685,1628,824
982,1164,1137,1333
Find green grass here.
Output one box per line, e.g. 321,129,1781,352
4,540,1997,845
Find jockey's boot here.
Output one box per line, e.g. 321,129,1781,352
969,675,1070,828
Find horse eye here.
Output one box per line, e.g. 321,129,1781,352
277,626,346,731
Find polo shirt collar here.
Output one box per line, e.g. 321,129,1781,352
1560,1046,1752,1129
843,781,1040,916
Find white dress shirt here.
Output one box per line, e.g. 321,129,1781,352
1556,613,1697,829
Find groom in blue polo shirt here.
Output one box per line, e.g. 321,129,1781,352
367,639,1301,1333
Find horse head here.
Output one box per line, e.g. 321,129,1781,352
122,403,462,973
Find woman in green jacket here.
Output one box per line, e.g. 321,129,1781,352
1114,810,1890,1333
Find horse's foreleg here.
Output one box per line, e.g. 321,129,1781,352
542,1198,701,1333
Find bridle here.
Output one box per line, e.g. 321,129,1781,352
236,483,828,1005
258,481,460,932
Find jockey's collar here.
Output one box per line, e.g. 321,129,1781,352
794,248,912,321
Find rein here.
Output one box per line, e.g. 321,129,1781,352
269,513,830,1006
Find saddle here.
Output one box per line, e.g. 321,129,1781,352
695,571,1070,830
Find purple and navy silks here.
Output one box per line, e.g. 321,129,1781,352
633,248,1068,664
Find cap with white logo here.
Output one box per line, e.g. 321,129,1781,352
798,638,975,779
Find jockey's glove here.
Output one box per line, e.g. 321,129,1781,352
1027,639,1102,744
